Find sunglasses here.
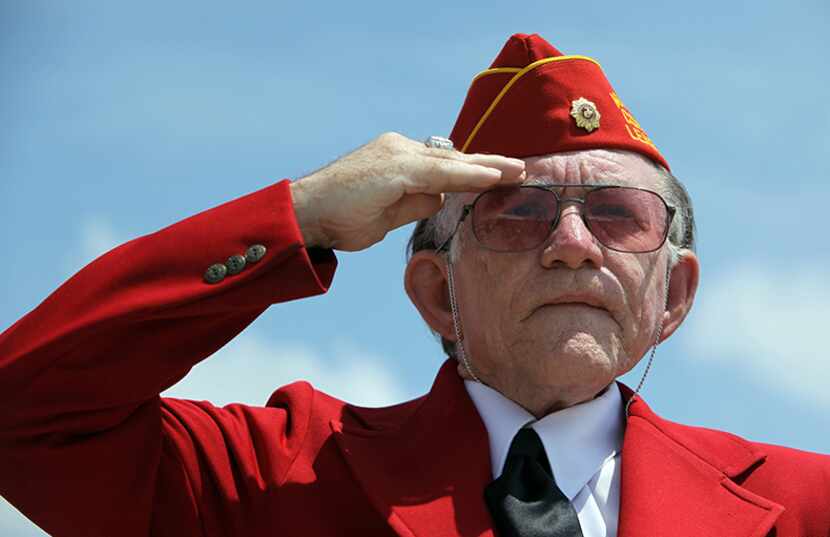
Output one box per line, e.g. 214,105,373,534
436,184,676,254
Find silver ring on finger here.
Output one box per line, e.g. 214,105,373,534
424,135,454,151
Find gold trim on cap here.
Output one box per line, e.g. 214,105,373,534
471,67,522,82
461,55,603,153
471,55,600,83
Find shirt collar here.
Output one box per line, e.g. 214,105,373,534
465,380,624,500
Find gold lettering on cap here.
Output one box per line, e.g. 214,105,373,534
610,92,656,149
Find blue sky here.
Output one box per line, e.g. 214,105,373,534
2,1,828,533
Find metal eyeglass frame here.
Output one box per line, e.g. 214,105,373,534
435,184,676,255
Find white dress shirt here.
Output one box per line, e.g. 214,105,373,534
465,381,625,537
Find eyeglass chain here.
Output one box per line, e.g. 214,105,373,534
446,258,481,383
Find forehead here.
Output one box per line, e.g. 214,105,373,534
523,149,662,190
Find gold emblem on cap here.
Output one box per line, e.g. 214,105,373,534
570,97,601,132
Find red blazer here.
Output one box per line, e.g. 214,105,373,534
0,180,828,537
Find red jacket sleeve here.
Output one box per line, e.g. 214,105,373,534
0,180,337,536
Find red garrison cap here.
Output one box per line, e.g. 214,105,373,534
448,33,669,170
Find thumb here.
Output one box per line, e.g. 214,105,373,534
385,193,445,230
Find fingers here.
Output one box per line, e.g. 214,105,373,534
415,138,526,192
465,153,526,185
429,149,526,182
396,132,526,190
410,157,526,195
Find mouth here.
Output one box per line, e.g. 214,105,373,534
543,301,608,312
536,302,611,316
524,294,615,322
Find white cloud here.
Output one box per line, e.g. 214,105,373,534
63,215,126,275
163,332,411,408
683,264,830,407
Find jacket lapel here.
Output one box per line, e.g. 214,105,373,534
617,384,784,537
332,359,495,537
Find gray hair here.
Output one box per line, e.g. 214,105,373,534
405,160,697,357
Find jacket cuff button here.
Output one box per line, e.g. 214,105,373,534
245,244,267,264
226,254,247,275
204,263,228,284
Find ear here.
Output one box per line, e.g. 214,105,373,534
658,250,700,343
404,251,456,343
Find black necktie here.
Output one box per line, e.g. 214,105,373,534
484,427,584,537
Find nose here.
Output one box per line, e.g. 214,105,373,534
539,205,604,269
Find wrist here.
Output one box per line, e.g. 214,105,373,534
289,178,331,249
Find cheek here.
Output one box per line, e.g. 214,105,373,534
460,254,527,312
455,257,529,352
619,259,667,354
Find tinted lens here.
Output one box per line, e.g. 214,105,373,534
471,187,556,251
584,187,669,252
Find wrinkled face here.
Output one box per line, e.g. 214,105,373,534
451,149,672,413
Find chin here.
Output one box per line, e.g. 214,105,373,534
534,336,621,385
554,331,621,362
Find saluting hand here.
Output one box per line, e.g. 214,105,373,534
290,132,526,252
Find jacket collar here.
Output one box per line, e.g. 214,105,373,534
617,385,784,537
332,359,495,537
332,360,783,537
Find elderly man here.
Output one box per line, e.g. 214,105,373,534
0,33,827,537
